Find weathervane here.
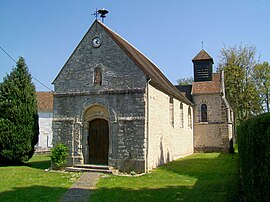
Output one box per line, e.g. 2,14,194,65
92,8,98,20
92,8,109,23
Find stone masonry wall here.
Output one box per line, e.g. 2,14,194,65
53,22,146,94
147,84,193,171
52,21,148,173
193,93,231,152
53,92,146,172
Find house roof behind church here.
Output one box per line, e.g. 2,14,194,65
192,49,214,63
175,85,193,102
36,91,53,112
97,21,193,105
192,73,221,94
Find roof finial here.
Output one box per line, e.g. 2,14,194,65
98,8,109,23
201,41,204,50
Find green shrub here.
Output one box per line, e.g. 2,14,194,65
51,144,68,169
237,113,270,202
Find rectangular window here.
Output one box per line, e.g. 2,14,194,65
169,97,174,127
188,107,192,129
180,102,184,128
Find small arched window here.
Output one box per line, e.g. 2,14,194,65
94,67,102,86
201,104,208,122
180,102,184,128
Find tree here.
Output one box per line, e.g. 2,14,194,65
253,62,270,112
0,57,39,165
177,77,193,85
218,44,262,124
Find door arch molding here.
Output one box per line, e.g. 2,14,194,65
84,104,110,122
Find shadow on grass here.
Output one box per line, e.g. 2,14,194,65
0,155,51,170
160,153,238,177
26,160,51,170
0,185,68,202
91,185,238,202
0,160,50,170
91,153,239,202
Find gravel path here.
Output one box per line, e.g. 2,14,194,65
59,172,101,202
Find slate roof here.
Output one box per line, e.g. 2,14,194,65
175,85,193,102
97,20,193,106
36,91,53,112
192,73,221,95
192,49,214,63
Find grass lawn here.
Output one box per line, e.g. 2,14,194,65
91,153,239,202
0,154,81,202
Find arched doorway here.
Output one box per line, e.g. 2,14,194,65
88,118,109,165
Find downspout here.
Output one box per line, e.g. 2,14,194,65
146,76,151,172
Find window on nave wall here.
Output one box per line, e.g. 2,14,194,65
180,102,184,128
201,104,208,122
169,97,174,127
188,106,192,129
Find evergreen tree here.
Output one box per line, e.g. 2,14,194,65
0,57,39,164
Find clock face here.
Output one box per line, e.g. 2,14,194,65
92,37,102,48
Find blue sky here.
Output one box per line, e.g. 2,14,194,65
1,0,270,91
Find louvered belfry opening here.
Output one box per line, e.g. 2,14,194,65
192,49,214,82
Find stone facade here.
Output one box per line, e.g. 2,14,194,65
191,50,234,152
193,93,234,152
52,20,193,173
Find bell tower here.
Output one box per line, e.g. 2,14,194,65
192,49,214,82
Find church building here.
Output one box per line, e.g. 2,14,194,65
52,20,233,173
176,50,234,152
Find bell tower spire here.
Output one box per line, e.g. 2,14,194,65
192,49,214,82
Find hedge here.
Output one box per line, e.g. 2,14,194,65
237,113,270,202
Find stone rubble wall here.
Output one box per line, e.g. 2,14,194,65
193,93,232,152
53,92,147,173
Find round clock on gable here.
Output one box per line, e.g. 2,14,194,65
92,37,102,48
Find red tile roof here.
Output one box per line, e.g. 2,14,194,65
192,73,221,94
192,49,214,63
36,91,53,112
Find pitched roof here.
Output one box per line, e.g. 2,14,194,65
97,21,193,106
192,49,214,63
36,91,53,112
192,73,221,94
175,85,193,102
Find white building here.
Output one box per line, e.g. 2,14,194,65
36,91,53,149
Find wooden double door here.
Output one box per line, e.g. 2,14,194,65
88,119,109,165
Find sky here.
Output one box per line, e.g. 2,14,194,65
1,0,270,91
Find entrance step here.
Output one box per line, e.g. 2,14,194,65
65,164,115,174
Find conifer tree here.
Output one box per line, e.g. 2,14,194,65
0,57,39,164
